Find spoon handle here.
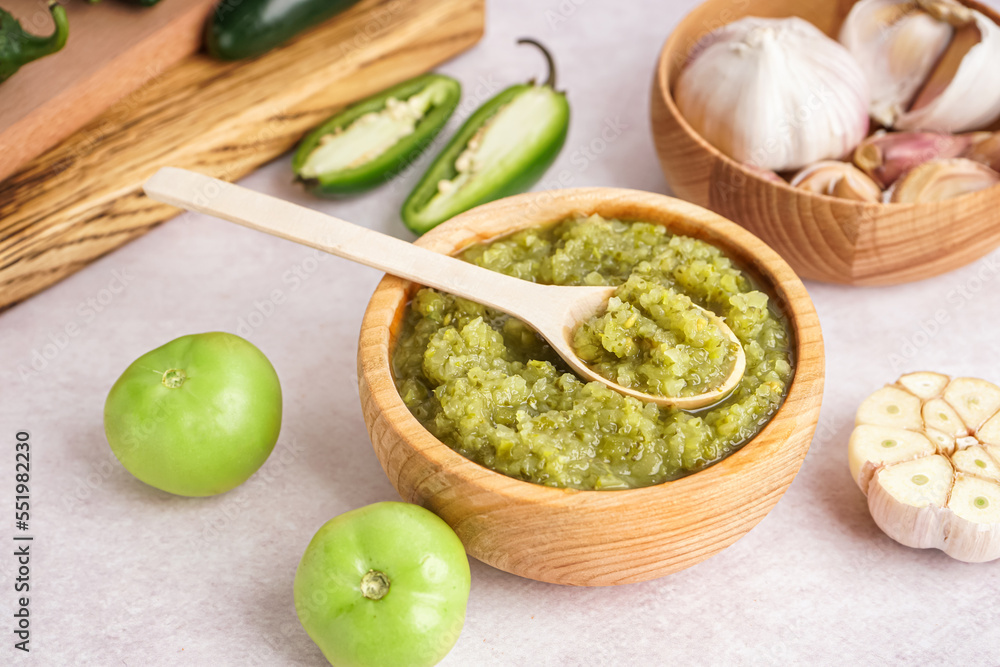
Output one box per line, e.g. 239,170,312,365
143,167,545,313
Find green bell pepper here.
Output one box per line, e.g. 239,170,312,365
401,39,570,235
294,502,471,667
293,73,461,197
205,0,362,61
0,2,69,84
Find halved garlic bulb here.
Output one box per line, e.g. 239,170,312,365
840,0,1000,132
849,372,1000,562
675,17,870,172
888,157,1000,203
790,161,882,201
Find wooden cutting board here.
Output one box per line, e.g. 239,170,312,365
0,0,219,183
0,0,485,311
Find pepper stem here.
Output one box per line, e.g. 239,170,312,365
360,569,390,600
20,3,70,62
517,38,558,90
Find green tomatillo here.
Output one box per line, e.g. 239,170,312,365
294,502,471,667
104,332,282,496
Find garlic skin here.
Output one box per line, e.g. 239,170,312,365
963,132,1000,172
675,17,870,172
840,0,955,128
849,372,1000,562
888,158,1000,203
841,0,1000,133
852,130,981,188
790,161,882,202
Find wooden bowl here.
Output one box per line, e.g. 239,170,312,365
358,189,824,586
651,0,1000,286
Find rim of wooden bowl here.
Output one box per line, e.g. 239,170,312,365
653,0,1000,210
358,188,824,585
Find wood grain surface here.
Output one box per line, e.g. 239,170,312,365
357,188,825,586
651,0,1000,286
0,0,485,311
0,0,218,183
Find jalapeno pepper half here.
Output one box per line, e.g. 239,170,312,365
401,39,570,235
0,2,69,84
206,0,362,61
293,73,461,197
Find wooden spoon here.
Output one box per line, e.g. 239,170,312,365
143,167,745,409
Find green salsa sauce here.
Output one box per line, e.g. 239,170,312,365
392,215,794,490
573,276,739,397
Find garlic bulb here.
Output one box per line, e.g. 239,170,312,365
840,0,1000,132
849,372,1000,562
675,17,870,172
790,161,882,202
852,130,982,188
888,158,1000,203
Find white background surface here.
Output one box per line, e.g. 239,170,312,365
2,0,999,664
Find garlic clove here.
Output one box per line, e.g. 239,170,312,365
849,425,937,492
976,411,1000,445
675,17,870,172
888,158,1000,203
894,5,1000,132
744,163,786,185
840,0,955,128
897,370,950,399
921,397,968,437
951,445,1000,481
924,427,956,455
944,474,1000,562
855,385,923,429
963,132,1000,172
867,454,953,549
789,161,882,201
943,376,1000,431
841,0,1000,133
853,131,978,188
908,20,981,114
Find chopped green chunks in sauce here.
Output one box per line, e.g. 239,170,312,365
574,276,738,397
393,215,794,490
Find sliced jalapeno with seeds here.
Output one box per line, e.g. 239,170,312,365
401,39,570,235
293,73,461,197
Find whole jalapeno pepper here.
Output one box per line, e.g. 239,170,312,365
401,39,570,235
206,0,362,61
0,2,69,84
293,73,462,197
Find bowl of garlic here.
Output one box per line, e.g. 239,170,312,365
652,0,1000,286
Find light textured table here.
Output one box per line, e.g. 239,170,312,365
2,1,998,664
